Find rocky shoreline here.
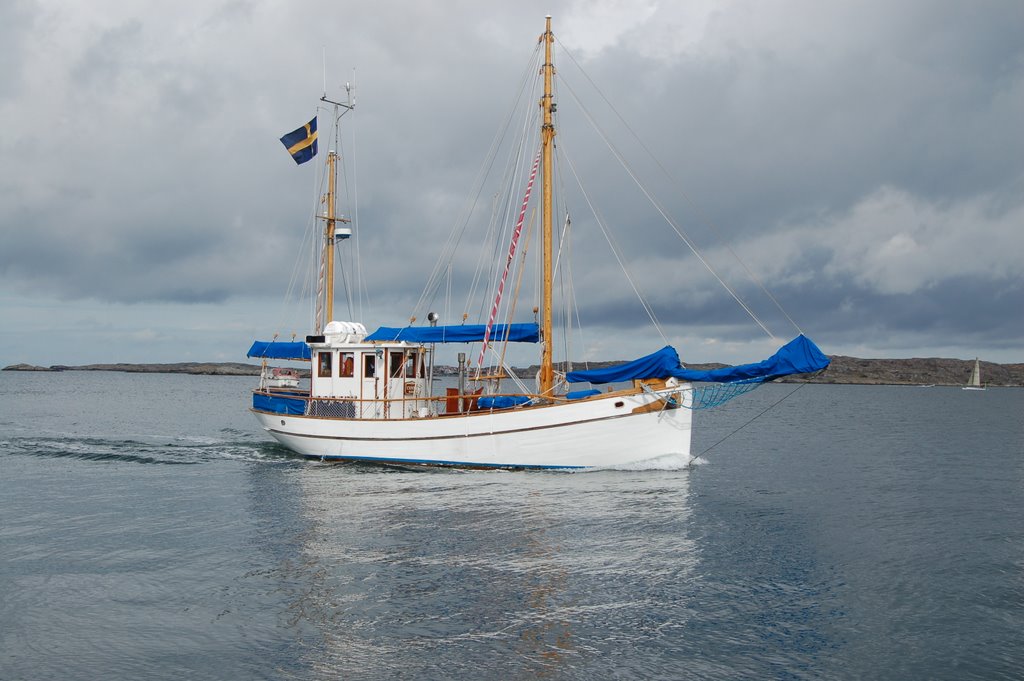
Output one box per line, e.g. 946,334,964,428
4,356,1023,386
2,362,261,376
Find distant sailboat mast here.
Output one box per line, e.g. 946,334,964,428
963,357,985,391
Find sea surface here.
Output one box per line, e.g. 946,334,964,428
1,371,1022,680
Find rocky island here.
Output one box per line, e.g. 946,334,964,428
4,356,1023,386
2,362,262,376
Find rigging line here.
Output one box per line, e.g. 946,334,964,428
572,277,589,370
336,244,354,321
488,99,539,307
445,263,453,325
566,219,579,371
497,207,536,387
347,94,368,320
333,119,356,321
558,76,778,343
479,147,542,367
471,119,540,335
442,48,542,325
281,192,319,324
468,131,526,326
469,118,534,320
413,45,543,319
551,137,586,369
551,113,574,283
313,101,340,331
282,104,327,305
479,346,531,395
462,194,490,318
696,381,810,458
555,131,666,339
555,40,801,338
415,132,503,318
556,213,590,370
560,145,669,345
472,200,502,325
467,181,508,317
559,213,573,371
549,200,573,362
281,119,332,332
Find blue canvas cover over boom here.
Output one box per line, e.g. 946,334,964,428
247,341,312,361
365,323,540,344
565,334,830,384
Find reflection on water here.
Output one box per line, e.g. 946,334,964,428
8,374,1020,679
251,466,696,679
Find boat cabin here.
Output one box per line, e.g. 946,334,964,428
305,320,430,419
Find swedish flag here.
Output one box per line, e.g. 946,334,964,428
280,117,318,165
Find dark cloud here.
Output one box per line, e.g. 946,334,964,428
1,0,1022,365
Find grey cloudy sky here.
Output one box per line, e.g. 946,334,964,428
1,0,1022,368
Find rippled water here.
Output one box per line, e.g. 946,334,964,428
1,372,1022,679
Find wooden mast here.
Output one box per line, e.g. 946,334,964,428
323,150,337,329
539,15,556,396
318,89,354,333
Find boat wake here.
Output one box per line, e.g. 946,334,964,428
2,433,292,466
586,452,695,472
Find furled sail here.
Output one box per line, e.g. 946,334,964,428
565,335,830,384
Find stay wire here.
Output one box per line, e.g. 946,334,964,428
559,142,669,346
557,73,776,342
412,45,543,322
695,380,811,459
556,38,803,337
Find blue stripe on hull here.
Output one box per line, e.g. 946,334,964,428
293,451,587,470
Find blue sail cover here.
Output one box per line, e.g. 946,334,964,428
247,341,312,360
565,335,830,384
252,392,306,415
364,323,540,344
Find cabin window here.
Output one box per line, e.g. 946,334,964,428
317,352,332,378
363,353,376,378
340,352,354,378
405,351,422,378
390,351,406,378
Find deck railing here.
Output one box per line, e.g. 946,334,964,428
251,381,681,419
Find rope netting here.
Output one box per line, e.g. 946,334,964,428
686,381,764,410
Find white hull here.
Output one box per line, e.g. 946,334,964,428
252,388,692,469
961,386,986,391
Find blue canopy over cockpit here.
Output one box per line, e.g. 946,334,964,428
246,341,312,361
365,323,540,344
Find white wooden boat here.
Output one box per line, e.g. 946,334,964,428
247,17,829,469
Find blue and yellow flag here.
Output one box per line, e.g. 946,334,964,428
280,117,318,165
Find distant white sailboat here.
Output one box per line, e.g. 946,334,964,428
962,358,986,391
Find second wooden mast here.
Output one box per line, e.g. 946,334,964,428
539,15,556,396
323,150,338,331
318,91,354,333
